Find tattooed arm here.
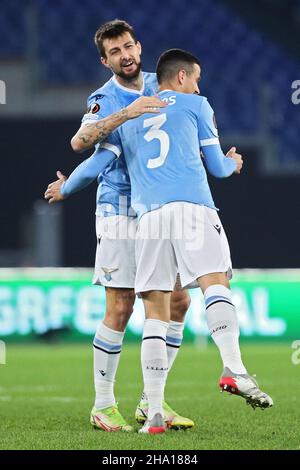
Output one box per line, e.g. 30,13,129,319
71,108,129,153
71,95,167,153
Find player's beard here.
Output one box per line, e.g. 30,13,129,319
114,59,142,82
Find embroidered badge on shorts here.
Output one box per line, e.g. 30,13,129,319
102,267,118,281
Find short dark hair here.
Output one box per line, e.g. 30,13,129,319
94,19,137,57
156,49,200,84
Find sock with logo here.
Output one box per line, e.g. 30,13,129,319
204,285,247,374
140,320,184,406
141,319,169,420
93,321,124,410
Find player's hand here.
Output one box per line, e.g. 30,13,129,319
226,146,243,174
126,95,167,119
44,171,67,204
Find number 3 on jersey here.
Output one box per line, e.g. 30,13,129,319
143,114,170,169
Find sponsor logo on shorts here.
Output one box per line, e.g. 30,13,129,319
213,224,221,235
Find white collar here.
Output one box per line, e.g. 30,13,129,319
158,89,173,94
112,75,145,95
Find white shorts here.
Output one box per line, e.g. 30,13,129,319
93,215,137,288
135,202,232,293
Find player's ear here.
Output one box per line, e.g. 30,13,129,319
178,69,186,85
136,41,142,55
101,56,110,69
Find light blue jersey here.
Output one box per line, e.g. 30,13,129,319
61,91,237,213
106,91,237,219
82,72,158,216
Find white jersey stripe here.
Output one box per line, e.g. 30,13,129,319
100,142,122,158
200,137,220,147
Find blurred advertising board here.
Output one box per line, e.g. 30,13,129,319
0,269,299,341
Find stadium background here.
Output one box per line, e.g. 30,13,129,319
0,0,300,450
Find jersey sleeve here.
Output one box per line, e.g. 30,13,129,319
60,147,117,198
98,129,123,159
80,93,116,127
196,98,237,178
201,145,237,178
197,98,219,148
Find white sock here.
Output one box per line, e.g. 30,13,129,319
93,321,124,409
141,321,184,405
141,319,169,420
166,320,184,371
204,285,247,374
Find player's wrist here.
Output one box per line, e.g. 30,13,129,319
124,105,134,120
60,181,68,198
227,156,237,166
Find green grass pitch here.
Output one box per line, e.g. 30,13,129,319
0,342,299,450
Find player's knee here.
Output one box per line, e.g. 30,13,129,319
104,288,135,330
105,302,134,330
170,292,191,322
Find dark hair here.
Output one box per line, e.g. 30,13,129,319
94,19,137,57
156,49,200,84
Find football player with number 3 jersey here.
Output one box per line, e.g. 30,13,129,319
123,49,272,433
